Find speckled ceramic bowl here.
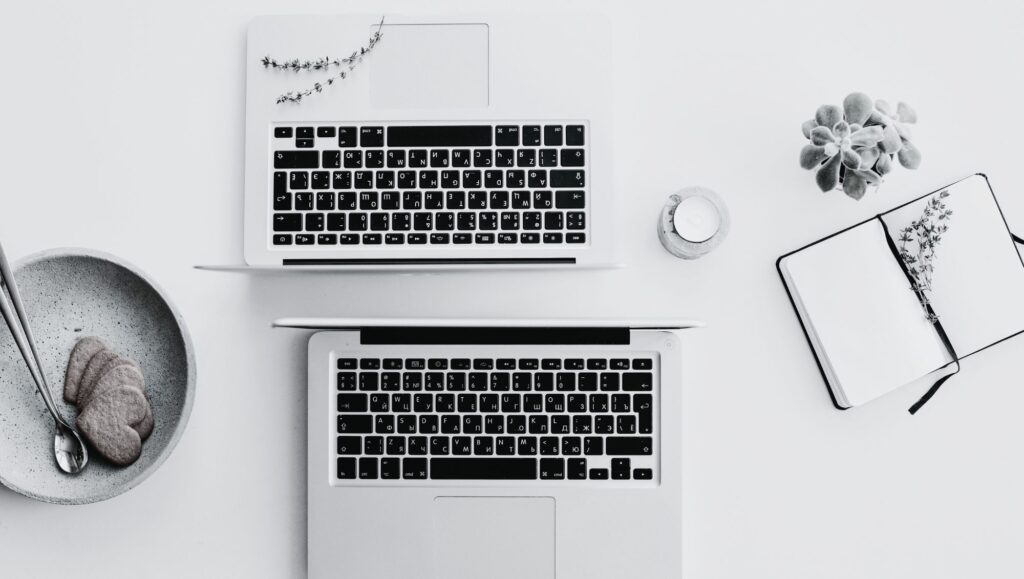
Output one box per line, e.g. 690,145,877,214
0,248,195,504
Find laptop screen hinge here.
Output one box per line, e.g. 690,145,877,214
360,327,630,345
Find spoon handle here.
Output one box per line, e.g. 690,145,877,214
0,243,65,426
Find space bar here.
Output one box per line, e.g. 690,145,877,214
430,458,536,480
387,125,493,147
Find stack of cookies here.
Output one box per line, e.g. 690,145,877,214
63,337,154,466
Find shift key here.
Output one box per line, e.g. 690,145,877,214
274,150,319,169
337,414,373,434
605,437,653,455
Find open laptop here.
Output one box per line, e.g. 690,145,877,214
276,317,697,579
244,14,615,269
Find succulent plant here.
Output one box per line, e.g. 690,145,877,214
799,92,920,200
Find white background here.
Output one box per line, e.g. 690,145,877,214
1,0,1023,577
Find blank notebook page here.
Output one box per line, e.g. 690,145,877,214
883,175,1024,357
782,220,952,406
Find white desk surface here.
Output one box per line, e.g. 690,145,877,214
2,0,1023,577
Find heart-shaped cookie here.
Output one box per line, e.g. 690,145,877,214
85,363,153,440
76,348,120,405
63,336,107,403
80,356,142,409
77,383,149,466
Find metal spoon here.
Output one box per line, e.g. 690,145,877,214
0,243,88,474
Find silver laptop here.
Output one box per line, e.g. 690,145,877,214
278,317,697,579
244,13,616,269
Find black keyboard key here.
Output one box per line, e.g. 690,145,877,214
568,458,587,480
544,212,563,230
608,434,649,454
560,148,585,167
430,150,450,168
388,125,492,147
387,150,406,168
540,458,565,479
584,436,603,455
528,170,548,188
612,458,631,480
322,151,341,169
543,125,563,146
616,415,637,434
587,359,607,370
523,125,541,146
304,213,324,232
381,457,400,478
636,394,653,434
431,436,450,455
473,149,493,167
273,213,302,232
337,457,356,479
566,125,585,146
316,192,334,210
334,172,353,190
295,138,314,148
484,170,504,188
364,436,384,455
343,150,362,169
430,458,536,480
517,149,536,167
296,127,314,139
274,127,292,138
633,359,654,370
338,127,357,147
495,125,520,146
403,457,428,479
273,171,287,195
540,436,558,455
409,436,428,455
451,149,471,167
452,436,472,455
273,234,292,245
463,171,482,189
556,190,586,209
551,170,585,188
274,150,318,169
272,189,292,210
430,233,450,244
336,436,361,455
533,191,553,209
623,373,654,391
453,233,471,244
316,233,336,245
634,468,653,480
339,234,359,245
370,213,389,231
360,126,384,147
506,170,525,188
474,436,494,455
358,457,378,479
543,233,563,244
289,171,309,190
495,149,515,167
367,151,385,169
589,468,609,480
338,414,372,434
566,213,586,231
499,213,520,232
317,126,336,138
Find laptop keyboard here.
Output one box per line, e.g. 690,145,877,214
332,354,657,484
270,122,589,248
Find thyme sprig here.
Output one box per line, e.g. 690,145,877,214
262,17,385,104
898,190,952,322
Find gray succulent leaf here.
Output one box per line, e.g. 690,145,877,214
878,124,903,154
801,119,817,139
810,125,836,146
898,139,922,169
875,99,894,117
897,102,917,123
800,144,830,170
815,104,843,128
856,146,880,168
816,154,843,192
875,152,893,175
842,171,868,200
843,92,874,126
849,125,884,148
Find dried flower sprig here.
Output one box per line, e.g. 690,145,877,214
898,190,952,322
262,17,385,104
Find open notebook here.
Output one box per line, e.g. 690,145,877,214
778,174,1024,411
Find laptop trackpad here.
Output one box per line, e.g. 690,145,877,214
433,497,555,579
369,24,489,109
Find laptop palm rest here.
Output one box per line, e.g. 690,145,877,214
433,497,555,579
